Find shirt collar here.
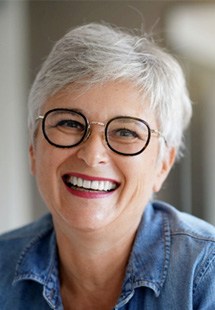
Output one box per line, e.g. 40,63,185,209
117,202,171,307
13,203,171,307
13,218,62,308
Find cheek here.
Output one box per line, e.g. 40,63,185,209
122,154,157,193
134,152,161,194
32,147,64,208
30,141,58,184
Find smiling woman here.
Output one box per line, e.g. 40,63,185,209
30,80,166,232
0,23,215,310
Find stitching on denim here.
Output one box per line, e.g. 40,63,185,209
160,214,171,290
193,247,215,297
171,231,215,243
13,226,53,284
43,241,62,309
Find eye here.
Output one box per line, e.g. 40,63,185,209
56,119,85,131
114,128,139,138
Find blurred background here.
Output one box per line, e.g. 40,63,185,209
1,0,215,233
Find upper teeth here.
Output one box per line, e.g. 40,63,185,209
67,176,117,191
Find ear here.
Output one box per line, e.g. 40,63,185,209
153,147,176,193
29,144,36,176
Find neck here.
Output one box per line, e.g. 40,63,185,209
54,218,139,301
53,211,142,309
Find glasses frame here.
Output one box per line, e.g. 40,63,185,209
36,108,166,156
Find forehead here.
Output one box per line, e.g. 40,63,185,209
43,81,155,122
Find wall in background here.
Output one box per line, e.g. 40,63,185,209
166,4,215,223
0,1,32,233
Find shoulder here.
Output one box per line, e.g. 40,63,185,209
0,214,56,307
0,213,53,242
151,200,215,241
151,201,215,306
0,213,53,266
152,201,215,289
144,202,215,307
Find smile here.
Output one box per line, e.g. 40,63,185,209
63,174,119,193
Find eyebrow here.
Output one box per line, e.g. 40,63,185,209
58,107,129,117
53,107,146,123
66,107,83,113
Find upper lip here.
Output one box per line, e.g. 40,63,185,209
62,173,120,191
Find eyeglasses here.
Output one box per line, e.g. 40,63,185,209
36,108,167,156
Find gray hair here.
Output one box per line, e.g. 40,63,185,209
28,23,192,159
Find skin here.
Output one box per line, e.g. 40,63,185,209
29,81,176,309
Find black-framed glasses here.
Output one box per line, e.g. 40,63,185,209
36,108,166,156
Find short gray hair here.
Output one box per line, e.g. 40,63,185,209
28,23,192,158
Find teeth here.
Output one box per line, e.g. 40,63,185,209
77,178,82,187
91,181,99,190
104,182,109,191
98,181,105,191
67,176,117,191
73,176,78,186
83,180,91,188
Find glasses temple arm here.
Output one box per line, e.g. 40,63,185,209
151,129,168,146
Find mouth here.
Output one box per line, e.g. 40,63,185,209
62,174,119,194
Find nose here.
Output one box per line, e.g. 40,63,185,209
76,127,109,167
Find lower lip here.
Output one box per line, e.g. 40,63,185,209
65,185,115,199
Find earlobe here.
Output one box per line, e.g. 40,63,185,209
29,144,36,176
153,147,176,193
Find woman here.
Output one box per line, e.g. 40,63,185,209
0,23,214,309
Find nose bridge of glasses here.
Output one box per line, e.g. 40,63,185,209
85,120,106,141
88,121,105,134
90,121,105,127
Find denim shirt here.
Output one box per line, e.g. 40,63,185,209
0,201,215,309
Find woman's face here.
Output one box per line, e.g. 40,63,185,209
30,81,175,234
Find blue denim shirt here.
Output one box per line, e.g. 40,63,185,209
0,201,215,309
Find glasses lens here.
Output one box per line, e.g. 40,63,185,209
106,117,150,155
43,109,87,147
